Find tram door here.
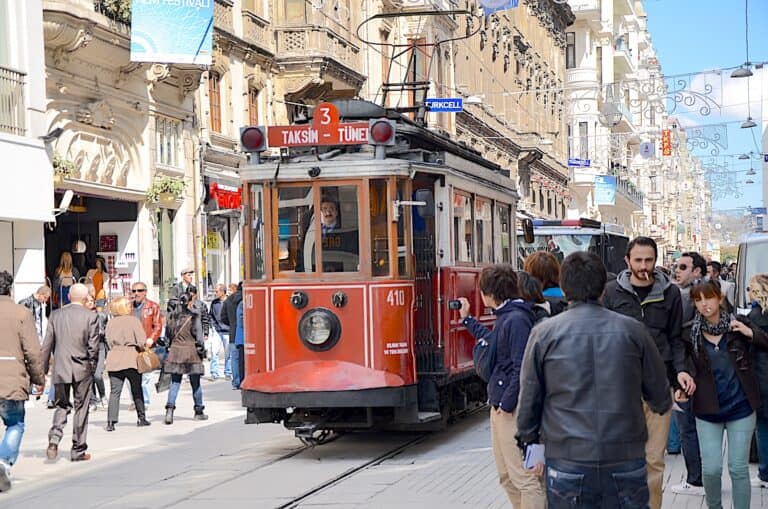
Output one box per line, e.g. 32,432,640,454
412,178,440,411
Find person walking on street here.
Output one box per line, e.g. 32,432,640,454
517,251,672,508
163,290,207,424
523,252,567,316
41,283,100,462
104,297,151,431
0,271,45,491
221,282,242,389
52,251,80,309
746,274,768,489
677,279,768,509
707,261,735,311
168,268,194,308
458,265,544,508
602,237,694,506
87,291,108,411
18,285,50,344
670,251,708,496
233,299,245,390
208,284,230,380
131,282,162,410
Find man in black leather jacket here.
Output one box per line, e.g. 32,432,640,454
517,251,671,508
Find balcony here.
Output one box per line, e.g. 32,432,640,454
214,0,233,34
614,46,635,76
242,11,273,53
646,191,663,202
617,176,643,209
568,0,600,18
0,66,26,136
93,0,130,25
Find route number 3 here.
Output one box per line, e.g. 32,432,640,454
386,289,405,306
318,107,332,125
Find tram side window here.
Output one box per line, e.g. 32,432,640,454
453,193,473,263
370,179,389,276
249,184,265,279
475,198,493,264
495,205,511,264
397,180,411,277
278,186,314,273
320,185,360,272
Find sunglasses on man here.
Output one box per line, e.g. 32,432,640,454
676,264,689,271
131,289,147,293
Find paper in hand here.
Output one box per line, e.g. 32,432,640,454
524,444,545,470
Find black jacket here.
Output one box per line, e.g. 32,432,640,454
517,302,671,463
221,290,242,344
751,306,768,419
463,300,534,412
209,297,230,334
680,320,767,417
603,268,684,387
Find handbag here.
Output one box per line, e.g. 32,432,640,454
137,348,161,374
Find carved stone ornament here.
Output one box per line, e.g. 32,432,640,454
44,18,95,66
148,64,172,84
116,63,144,89
76,99,116,130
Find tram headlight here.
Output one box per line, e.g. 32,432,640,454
298,308,341,351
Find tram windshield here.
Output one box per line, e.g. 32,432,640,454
277,184,360,273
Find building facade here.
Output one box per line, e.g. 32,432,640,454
43,0,203,305
0,0,54,299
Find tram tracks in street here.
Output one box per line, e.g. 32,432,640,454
274,433,429,509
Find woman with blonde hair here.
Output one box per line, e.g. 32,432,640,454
104,296,151,430
747,274,768,488
53,251,80,308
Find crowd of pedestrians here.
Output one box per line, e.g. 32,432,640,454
461,236,768,509
0,268,242,491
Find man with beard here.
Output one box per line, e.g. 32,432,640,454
603,236,694,508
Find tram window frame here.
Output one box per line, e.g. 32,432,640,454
271,181,365,278
370,178,390,277
452,190,474,265
248,183,266,281
494,203,512,264
475,197,493,264
319,184,362,274
396,179,413,278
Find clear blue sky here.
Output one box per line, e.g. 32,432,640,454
644,0,768,211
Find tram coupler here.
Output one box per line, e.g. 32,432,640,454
294,422,324,440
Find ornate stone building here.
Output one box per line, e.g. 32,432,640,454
43,0,203,303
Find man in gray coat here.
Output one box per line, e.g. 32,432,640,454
0,271,45,491
41,283,100,462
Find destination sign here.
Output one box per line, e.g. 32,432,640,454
267,122,369,147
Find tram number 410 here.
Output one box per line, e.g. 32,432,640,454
386,289,406,307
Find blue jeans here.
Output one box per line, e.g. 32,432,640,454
209,332,226,378
223,337,232,377
0,400,25,466
755,411,768,481
667,412,681,452
166,374,204,409
675,400,703,486
231,346,241,389
696,413,756,509
545,457,648,509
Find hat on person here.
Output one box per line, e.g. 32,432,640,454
180,267,194,275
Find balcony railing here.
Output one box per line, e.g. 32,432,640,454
0,66,26,136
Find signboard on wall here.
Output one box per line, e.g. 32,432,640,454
594,175,617,205
130,0,213,64
661,129,672,156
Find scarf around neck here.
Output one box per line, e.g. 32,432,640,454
691,308,731,356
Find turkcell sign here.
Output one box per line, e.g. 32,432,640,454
752,207,767,215
267,122,369,147
425,98,463,112
568,158,591,167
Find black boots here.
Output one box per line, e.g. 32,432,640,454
105,421,115,432
193,406,208,421
137,418,151,427
164,405,175,425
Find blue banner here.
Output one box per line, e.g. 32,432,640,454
568,158,591,167
131,0,213,65
480,0,519,16
594,175,617,206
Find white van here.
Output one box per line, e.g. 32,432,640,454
735,233,768,315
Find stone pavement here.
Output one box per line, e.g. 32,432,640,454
4,376,768,508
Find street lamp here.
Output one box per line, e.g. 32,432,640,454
598,102,623,128
746,168,756,175
731,0,753,78
741,117,757,129
738,153,751,160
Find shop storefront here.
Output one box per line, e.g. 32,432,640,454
202,176,243,297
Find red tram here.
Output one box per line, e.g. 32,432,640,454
238,100,519,441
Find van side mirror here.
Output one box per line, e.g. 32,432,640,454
522,218,534,244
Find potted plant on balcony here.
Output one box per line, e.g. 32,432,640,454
53,153,75,186
147,175,186,207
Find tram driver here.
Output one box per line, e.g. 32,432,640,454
296,189,359,273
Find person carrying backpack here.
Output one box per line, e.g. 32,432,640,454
457,265,542,508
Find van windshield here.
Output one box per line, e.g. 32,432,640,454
517,233,598,267
737,239,768,310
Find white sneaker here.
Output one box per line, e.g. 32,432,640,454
670,482,705,496
0,460,11,492
751,476,768,488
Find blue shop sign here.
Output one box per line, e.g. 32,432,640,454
425,98,463,112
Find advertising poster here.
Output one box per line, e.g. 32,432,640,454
131,0,214,65
594,175,617,205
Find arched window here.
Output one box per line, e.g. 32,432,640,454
208,72,221,133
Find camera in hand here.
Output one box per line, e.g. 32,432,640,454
448,299,462,310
